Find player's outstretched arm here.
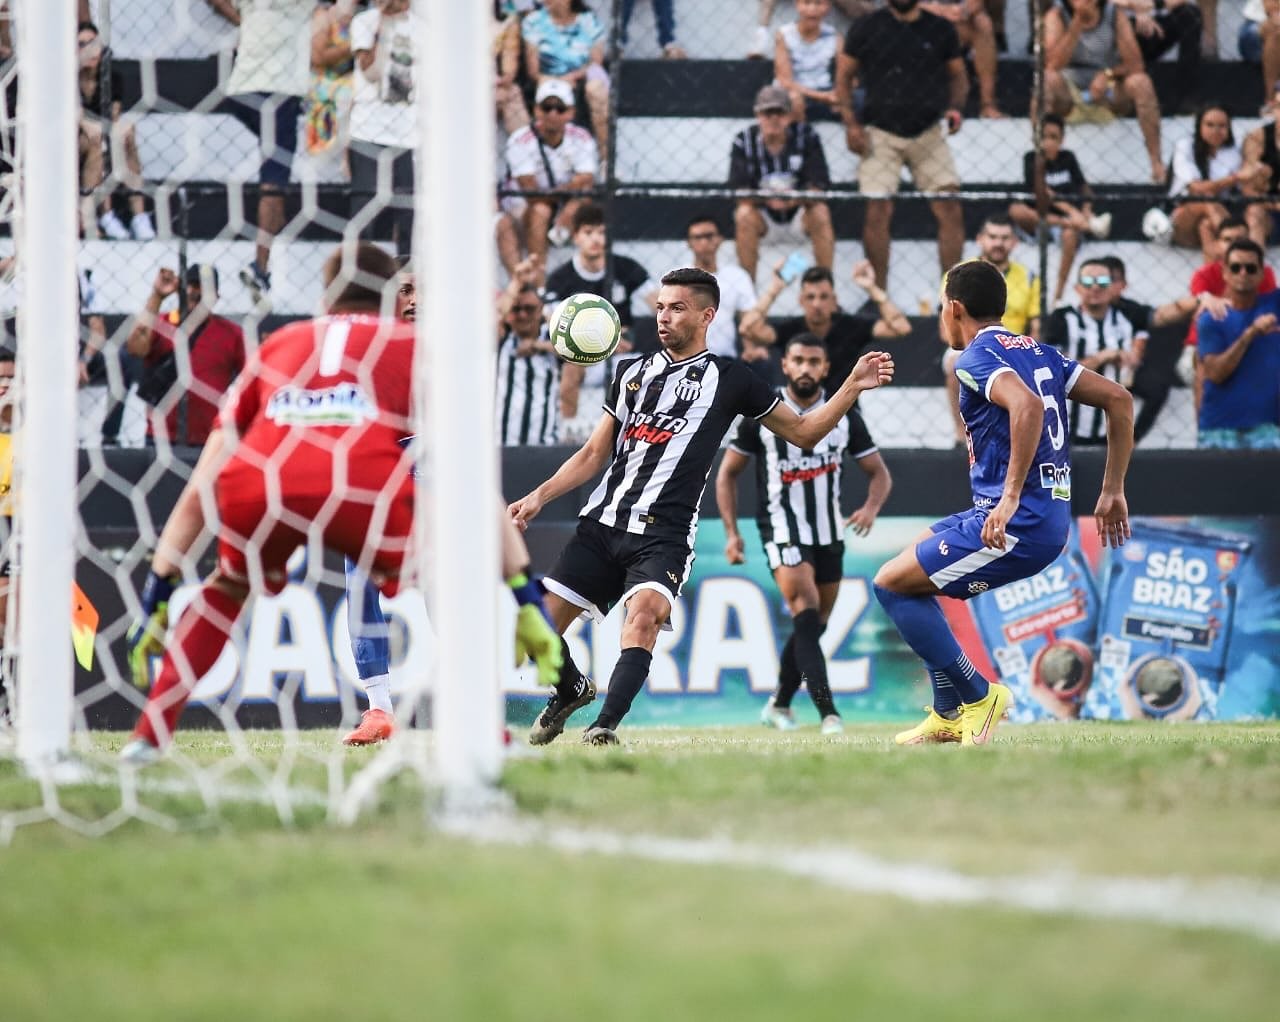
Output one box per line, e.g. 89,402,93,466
509,412,614,530
761,351,894,450
845,452,892,537
1068,368,1135,548
983,372,1046,550
714,448,750,564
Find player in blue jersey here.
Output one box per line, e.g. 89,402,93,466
873,259,1134,746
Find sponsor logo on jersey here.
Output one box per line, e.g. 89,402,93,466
266,383,377,427
623,410,688,445
993,332,1043,353
1039,462,1071,501
778,451,840,485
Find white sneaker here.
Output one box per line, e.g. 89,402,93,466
761,695,797,731
98,210,130,240
547,224,571,248
820,714,844,736
747,25,770,59
119,738,161,767
130,213,156,240
1088,212,1112,239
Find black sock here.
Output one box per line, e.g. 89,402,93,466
774,636,802,709
555,635,585,696
793,609,837,719
592,647,652,730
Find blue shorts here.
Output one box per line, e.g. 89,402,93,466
916,509,1066,600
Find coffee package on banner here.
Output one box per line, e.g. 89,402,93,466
1082,523,1252,721
969,526,1099,721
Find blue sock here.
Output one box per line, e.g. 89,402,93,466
873,584,989,708
346,559,390,679
930,670,961,715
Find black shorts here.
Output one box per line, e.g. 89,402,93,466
763,539,844,585
223,92,301,187
544,517,694,621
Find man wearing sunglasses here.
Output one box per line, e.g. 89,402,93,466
1196,238,1280,449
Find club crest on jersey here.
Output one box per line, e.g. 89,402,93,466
266,382,377,426
674,376,702,402
1038,462,1071,501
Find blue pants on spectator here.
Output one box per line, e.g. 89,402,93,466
621,0,676,48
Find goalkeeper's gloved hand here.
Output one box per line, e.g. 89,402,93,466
127,570,178,690
508,572,562,688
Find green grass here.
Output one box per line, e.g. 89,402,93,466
1,722,1278,1021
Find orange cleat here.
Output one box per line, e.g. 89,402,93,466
342,708,396,746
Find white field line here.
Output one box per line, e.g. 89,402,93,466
439,813,1280,944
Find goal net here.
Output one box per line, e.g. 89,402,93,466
0,0,504,839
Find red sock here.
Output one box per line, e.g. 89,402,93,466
132,583,244,748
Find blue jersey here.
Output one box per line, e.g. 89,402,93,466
953,326,1082,541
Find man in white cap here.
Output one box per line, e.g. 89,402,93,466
502,78,601,279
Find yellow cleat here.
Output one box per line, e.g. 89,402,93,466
894,707,962,745
960,682,1013,746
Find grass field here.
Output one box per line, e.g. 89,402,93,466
1,722,1279,1021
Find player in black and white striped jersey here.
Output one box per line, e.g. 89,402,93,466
495,267,583,446
715,333,891,734
509,268,895,747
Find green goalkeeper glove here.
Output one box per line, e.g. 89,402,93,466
509,573,562,688
127,570,177,690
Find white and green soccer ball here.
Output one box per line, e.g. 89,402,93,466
549,293,622,365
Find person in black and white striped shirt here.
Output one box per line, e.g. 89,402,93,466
495,263,583,446
715,333,891,734
509,268,895,746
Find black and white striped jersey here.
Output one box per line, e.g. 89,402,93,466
580,349,780,543
495,328,560,446
730,394,878,547
1045,305,1139,443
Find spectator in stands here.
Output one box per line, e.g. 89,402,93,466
1113,1,1203,111
749,1,876,57
1009,112,1110,306
1043,0,1166,186
1239,82,1280,251
495,259,583,446
940,215,1042,444
493,1,532,136
772,0,842,122
836,0,967,289
543,202,654,436
305,0,357,181
522,0,610,156
125,264,247,448
919,1,1003,118
349,0,416,260
502,79,599,281
1168,105,1246,262
684,214,764,358
208,0,312,302
620,0,687,59
1046,256,1147,445
77,21,155,242
1196,238,1280,448
1240,1,1280,102
729,84,835,285
747,262,910,389
1097,252,1207,441
76,263,109,448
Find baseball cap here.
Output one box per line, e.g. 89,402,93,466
753,84,791,114
185,263,220,292
535,79,575,108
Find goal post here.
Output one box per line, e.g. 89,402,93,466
14,0,79,768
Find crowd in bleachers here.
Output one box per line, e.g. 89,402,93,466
0,1,1276,453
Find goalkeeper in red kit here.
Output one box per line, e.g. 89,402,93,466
122,243,561,764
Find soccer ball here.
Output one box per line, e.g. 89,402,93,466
549,293,622,365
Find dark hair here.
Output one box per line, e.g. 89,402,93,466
1077,257,1112,278
77,21,99,35
943,259,1006,320
1217,214,1248,237
685,214,722,236
1226,238,1265,263
1191,105,1233,183
571,201,606,235
660,267,720,310
0,346,14,363
322,242,400,311
1041,113,1065,134
515,283,541,299
799,266,834,287
1097,255,1126,281
783,332,828,356
980,213,1015,232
